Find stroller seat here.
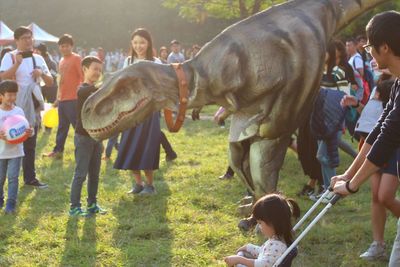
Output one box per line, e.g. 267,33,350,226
278,247,298,267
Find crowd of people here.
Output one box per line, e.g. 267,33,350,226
0,26,199,216
0,10,399,267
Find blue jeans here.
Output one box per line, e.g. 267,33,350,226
105,134,119,158
54,100,77,152
316,132,342,189
70,134,103,208
23,125,38,184
0,157,22,204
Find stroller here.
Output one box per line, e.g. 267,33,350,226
273,190,341,267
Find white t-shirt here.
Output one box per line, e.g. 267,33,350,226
0,50,50,88
123,56,162,68
0,106,26,159
348,53,363,77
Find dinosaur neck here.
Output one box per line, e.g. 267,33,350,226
334,0,390,32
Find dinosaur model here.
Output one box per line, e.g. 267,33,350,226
81,0,390,203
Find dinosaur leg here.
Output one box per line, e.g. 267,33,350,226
228,139,252,193
249,135,291,199
237,135,291,232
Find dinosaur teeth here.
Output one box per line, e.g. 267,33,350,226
88,97,149,135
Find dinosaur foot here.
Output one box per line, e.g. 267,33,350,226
238,216,257,232
237,195,253,206
237,203,253,217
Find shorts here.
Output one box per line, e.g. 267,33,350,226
381,151,398,176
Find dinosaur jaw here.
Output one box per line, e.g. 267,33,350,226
84,96,155,140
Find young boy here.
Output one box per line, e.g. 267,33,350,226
69,56,106,216
0,80,33,213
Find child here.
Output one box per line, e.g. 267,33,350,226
224,193,300,267
0,80,33,213
69,56,106,216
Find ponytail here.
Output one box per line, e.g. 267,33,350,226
286,198,300,219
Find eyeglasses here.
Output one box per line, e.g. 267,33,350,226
363,43,373,54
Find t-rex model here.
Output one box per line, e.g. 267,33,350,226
81,0,390,203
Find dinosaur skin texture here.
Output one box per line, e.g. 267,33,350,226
82,0,389,202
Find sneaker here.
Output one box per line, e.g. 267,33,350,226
166,152,177,162
310,190,335,203
87,203,107,215
297,184,314,197
69,207,88,217
25,180,48,189
4,200,16,214
127,183,144,194
309,191,323,202
138,185,156,195
42,151,63,159
360,241,387,260
219,173,234,180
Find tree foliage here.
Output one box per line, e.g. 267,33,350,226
0,0,232,50
338,1,400,38
162,0,287,23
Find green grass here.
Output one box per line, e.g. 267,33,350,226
0,113,396,267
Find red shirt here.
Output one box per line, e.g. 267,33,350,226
58,53,83,101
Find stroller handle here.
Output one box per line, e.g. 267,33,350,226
273,192,342,266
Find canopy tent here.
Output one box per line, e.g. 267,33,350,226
28,23,58,43
0,21,14,45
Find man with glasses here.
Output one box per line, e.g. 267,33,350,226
332,11,400,266
0,26,53,188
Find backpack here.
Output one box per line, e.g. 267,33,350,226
310,88,347,140
352,54,371,105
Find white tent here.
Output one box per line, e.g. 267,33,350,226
28,23,58,43
0,21,14,45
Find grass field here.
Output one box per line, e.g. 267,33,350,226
0,108,396,267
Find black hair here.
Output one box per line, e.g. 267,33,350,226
366,11,400,57
356,35,366,42
334,40,347,67
252,193,300,245
346,38,357,45
14,26,32,40
81,56,102,69
376,79,394,105
0,47,13,66
0,80,18,95
58,34,74,46
326,41,337,78
170,39,180,45
129,28,154,63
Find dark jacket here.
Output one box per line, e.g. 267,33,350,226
75,83,96,137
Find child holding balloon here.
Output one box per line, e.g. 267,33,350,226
0,80,33,214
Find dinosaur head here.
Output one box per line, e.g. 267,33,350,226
82,61,179,140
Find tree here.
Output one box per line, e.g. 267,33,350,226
162,0,287,23
338,2,400,38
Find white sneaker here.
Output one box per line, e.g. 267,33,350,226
309,191,324,202
310,190,334,203
359,241,387,260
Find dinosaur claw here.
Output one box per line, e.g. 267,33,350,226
225,92,238,112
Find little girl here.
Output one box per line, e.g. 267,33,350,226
224,193,300,267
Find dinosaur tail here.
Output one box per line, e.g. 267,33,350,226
334,0,391,33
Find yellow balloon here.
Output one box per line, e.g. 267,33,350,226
43,107,59,128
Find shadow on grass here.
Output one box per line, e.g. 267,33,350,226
112,170,172,266
0,200,19,266
60,216,97,267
